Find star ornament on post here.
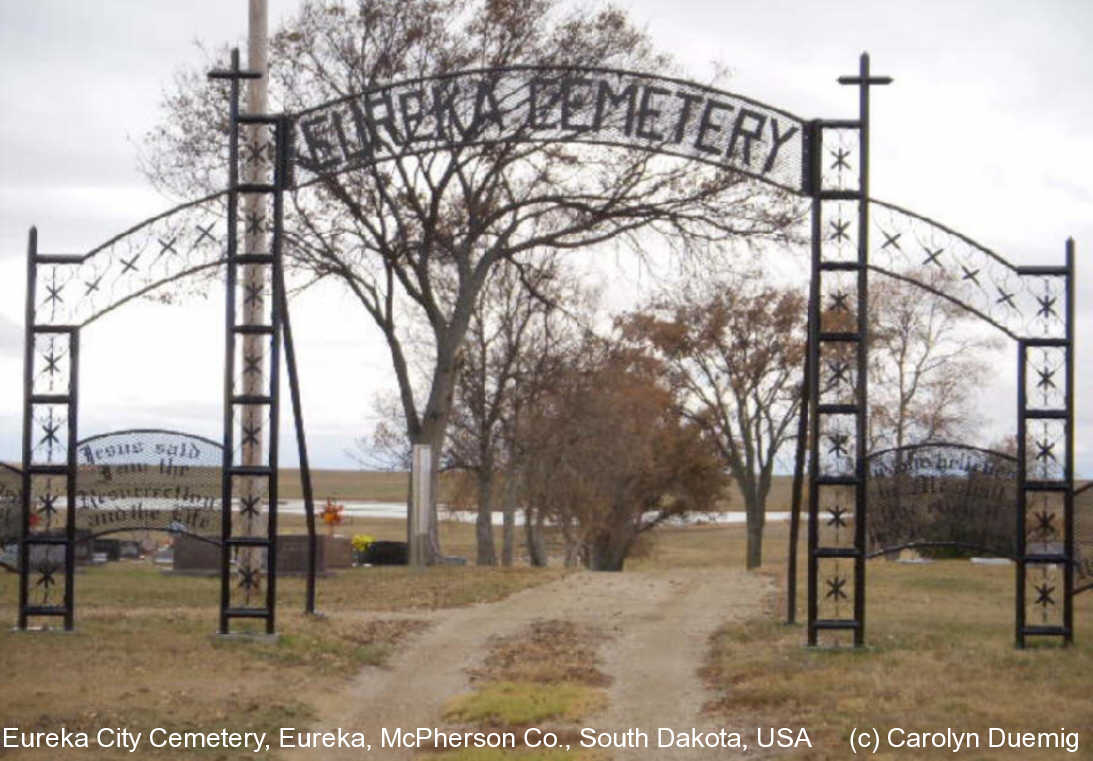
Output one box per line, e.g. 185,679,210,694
826,505,849,529
825,575,848,602
238,564,262,592
827,432,850,458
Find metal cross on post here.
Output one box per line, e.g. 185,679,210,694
806,52,891,648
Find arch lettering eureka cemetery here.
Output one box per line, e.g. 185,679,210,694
294,67,805,190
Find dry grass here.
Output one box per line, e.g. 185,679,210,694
0,519,567,761
276,468,802,510
4,500,1091,761
698,522,1093,761
469,620,611,687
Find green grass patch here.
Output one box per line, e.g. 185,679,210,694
444,681,606,727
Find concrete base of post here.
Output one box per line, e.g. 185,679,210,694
409,444,431,568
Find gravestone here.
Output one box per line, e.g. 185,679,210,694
119,540,141,558
275,534,326,575
363,540,408,566
325,536,353,568
172,534,220,574
93,538,120,561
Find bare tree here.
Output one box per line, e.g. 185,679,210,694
868,270,1001,452
141,0,795,559
621,270,806,569
445,253,589,564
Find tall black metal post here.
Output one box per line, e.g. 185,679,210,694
1013,242,1074,648
210,49,285,635
1014,241,1076,647
786,348,809,625
1064,239,1075,644
807,54,890,647
19,227,81,631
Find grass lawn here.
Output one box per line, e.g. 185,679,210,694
646,521,1093,761
0,517,566,761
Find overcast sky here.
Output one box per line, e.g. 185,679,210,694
0,0,1090,475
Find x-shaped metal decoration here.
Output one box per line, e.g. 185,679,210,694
35,562,60,591
826,505,848,528
880,230,901,251
829,291,850,312
243,352,263,377
83,273,104,296
960,265,981,287
1032,510,1056,539
1034,438,1056,463
827,360,850,386
42,343,62,378
119,253,140,274
921,245,944,268
195,223,217,246
39,417,61,448
243,282,264,307
241,422,262,448
239,494,262,519
243,140,271,168
995,286,1016,309
829,218,851,242
1036,366,1056,392
38,491,60,520
827,432,850,458
825,575,848,601
1036,292,1057,320
830,147,851,171
45,278,64,308
238,564,262,591
244,211,266,236
157,235,179,260
1034,582,1055,608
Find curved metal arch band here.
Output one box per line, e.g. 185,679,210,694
865,440,1018,464
289,63,809,194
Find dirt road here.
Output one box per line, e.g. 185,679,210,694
283,567,773,760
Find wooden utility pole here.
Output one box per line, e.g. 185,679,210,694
241,0,269,569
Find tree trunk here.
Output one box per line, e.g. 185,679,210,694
476,470,497,565
500,474,516,566
525,506,547,567
585,531,630,571
745,495,765,570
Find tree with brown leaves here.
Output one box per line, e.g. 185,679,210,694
621,272,806,569
519,341,725,571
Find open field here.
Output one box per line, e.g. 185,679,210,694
2,516,1091,761
277,469,800,510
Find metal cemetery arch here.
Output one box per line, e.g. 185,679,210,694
16,51,1077,647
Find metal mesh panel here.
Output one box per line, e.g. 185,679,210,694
292,66,808,193
75,430,222,540
866,443,1017,557
34,194,227,328
869,200,1067,340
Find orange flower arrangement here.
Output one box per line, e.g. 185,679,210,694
320,498,344,536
